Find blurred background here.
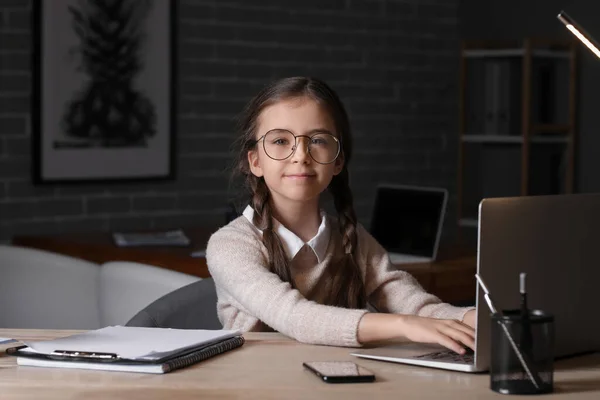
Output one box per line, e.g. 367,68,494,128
1,0,598,246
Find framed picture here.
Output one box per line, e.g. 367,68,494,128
32,0,176,184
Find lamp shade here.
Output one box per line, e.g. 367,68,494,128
558,10,600,58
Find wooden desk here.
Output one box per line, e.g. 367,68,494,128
1,330,599,399
12,230,476,305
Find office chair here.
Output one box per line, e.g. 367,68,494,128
126,278,222,329
98,261,199,327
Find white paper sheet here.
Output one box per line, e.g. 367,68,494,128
20,326,240,360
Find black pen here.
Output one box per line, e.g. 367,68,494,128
520,273,533,355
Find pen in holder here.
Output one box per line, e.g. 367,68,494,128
519,273,534,359
475,273,554,395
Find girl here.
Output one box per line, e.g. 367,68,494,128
206,77,475,353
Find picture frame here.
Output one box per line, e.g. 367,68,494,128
32,0,176,184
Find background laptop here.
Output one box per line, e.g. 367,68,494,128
370,184,448,264
353,193,600,372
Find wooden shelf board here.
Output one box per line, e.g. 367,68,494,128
462,135,522,143
463,49,570,58
461,135,569,144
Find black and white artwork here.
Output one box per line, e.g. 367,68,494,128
33,0,175,183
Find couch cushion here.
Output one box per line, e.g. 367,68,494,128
0,245,101,329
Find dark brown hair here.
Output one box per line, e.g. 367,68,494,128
232,77,366,309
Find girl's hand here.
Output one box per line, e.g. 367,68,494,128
462,309,476,329
398,315,475,354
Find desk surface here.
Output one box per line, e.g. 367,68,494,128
1,330,599,399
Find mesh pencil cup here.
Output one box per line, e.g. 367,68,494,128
490,309,554,395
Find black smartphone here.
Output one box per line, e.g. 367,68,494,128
303,361,376,383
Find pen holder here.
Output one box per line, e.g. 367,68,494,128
490,309,554,395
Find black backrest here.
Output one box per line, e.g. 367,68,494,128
126,278,222,330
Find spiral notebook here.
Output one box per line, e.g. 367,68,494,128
6,326,244,374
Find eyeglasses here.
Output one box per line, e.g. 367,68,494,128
255,129,341,165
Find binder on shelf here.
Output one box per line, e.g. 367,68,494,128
483,59,514,136
6,326,244,374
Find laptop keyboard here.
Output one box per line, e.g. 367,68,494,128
413,349,475,364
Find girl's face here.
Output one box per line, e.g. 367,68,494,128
248,96,344,207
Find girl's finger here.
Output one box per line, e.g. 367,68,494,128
444,320,475,339
435,334,466,354
440,326,476,350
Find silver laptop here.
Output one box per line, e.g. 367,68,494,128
370,184,448,264
353,193,600,372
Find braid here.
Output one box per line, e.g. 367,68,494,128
250,176,295,287
332,171,358,256
328,168,367,309
249,177,269,230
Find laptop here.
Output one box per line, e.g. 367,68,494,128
370,184,448,264
353,193,600,372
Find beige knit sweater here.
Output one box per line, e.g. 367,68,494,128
206,215,472,347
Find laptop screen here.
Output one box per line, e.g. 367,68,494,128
370,186,447,258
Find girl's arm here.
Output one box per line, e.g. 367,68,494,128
206,225,368,347
207,222,474,352
357,224,474,321
355,224,476,352
357,313,474,354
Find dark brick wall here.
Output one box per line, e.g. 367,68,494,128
0,0,460,242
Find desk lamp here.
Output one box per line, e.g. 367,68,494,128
557,10,600,58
